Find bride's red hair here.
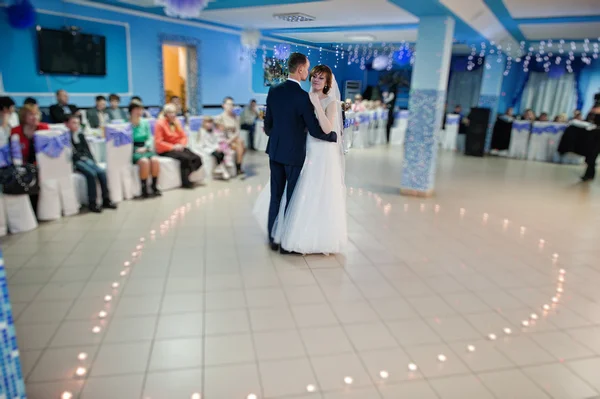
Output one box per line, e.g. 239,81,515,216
310,65,333,95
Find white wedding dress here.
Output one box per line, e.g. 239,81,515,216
253,93,348,255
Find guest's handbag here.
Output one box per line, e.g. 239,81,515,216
0,164,40,195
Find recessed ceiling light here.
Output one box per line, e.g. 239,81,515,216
273,13,315,22
346,34,376,42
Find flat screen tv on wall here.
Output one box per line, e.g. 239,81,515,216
36,27,106,76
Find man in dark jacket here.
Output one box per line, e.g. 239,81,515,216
66,115,116,212
49,89,79,123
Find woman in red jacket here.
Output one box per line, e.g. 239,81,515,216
154,103,202,188
10,104,49,214
10,104,49,164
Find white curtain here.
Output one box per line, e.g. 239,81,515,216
521,72,575,118
447,69,483,114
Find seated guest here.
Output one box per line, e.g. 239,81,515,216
572,109,583,121
23,97,40,123
49,89,78,123
170,96,184,116
131,96,152,118
130,102,161,198
11,104,49,164
240,99,259,151
0,96,16,142
65,115,117,212
538,112,549,122
87,95,109,128
107,94,128,122
11,104,50,212
499,107,515,122
522,109,536,121
218,96,245,175
154,103,202,188
554,114,568,123
352,94,366,112
193,116,231,180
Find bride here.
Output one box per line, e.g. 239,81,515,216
254,64,347,255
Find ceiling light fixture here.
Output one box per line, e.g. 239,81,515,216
273,13,315,23
345,34,376,42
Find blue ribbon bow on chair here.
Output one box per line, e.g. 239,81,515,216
0,145,11,168
106,124,133,147
34,131,71,158
189,116,203,132
446,115,460,126
359,114,370,124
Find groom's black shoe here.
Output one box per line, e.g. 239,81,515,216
270,242,280,252
280,248,302,256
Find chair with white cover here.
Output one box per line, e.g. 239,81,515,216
546,123,567,163
0,143,38,235
442,114,459,151
254,120,268,152
352,112,370,149
376,110,388,145
35,128,80,221
342,112,355,152
508,120,531,159
528,122,550,161
105,123,135,203
390,110,408,146
148,118,158,136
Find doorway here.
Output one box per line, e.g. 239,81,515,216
158,34,201,115
162,44,189,114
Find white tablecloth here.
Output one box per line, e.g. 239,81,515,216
508,121,531,159
254,120,268,152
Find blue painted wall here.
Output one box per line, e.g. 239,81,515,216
1,12,129,96
0,0,290,108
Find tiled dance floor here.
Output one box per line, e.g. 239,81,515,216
3,148,600,398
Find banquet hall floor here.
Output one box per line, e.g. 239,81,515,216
3,147,600,399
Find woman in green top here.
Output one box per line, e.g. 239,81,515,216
129,102,161,198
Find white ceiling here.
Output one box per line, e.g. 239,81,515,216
503,0,599,18
198,0,418,29
278,29,418,44
440,0,518,49
520,22,600,40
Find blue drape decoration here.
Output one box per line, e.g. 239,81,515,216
509,70,530,108
106,124,133,147
34,132,71,158
446,56,485,114
512,58,590,110
0,145,11,168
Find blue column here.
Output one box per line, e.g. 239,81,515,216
0,250,26,399
479,56,505,152
401,16,454,196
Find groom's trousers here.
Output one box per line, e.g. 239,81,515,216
268,160,302,242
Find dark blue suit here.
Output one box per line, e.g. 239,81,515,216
264,79,337,242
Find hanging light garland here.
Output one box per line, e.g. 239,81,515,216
466,37,599,76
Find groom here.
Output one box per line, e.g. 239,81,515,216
264,52,338,253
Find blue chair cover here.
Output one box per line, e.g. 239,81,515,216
0,145,11,168
34,131,71,158
105,124,133,147
189,116,203,132
446,115,460,125
513,121,531,131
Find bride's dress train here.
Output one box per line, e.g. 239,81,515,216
253,96,347,255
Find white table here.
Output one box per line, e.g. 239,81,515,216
254,120,269,152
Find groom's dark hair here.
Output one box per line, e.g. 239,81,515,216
288,52,308,73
